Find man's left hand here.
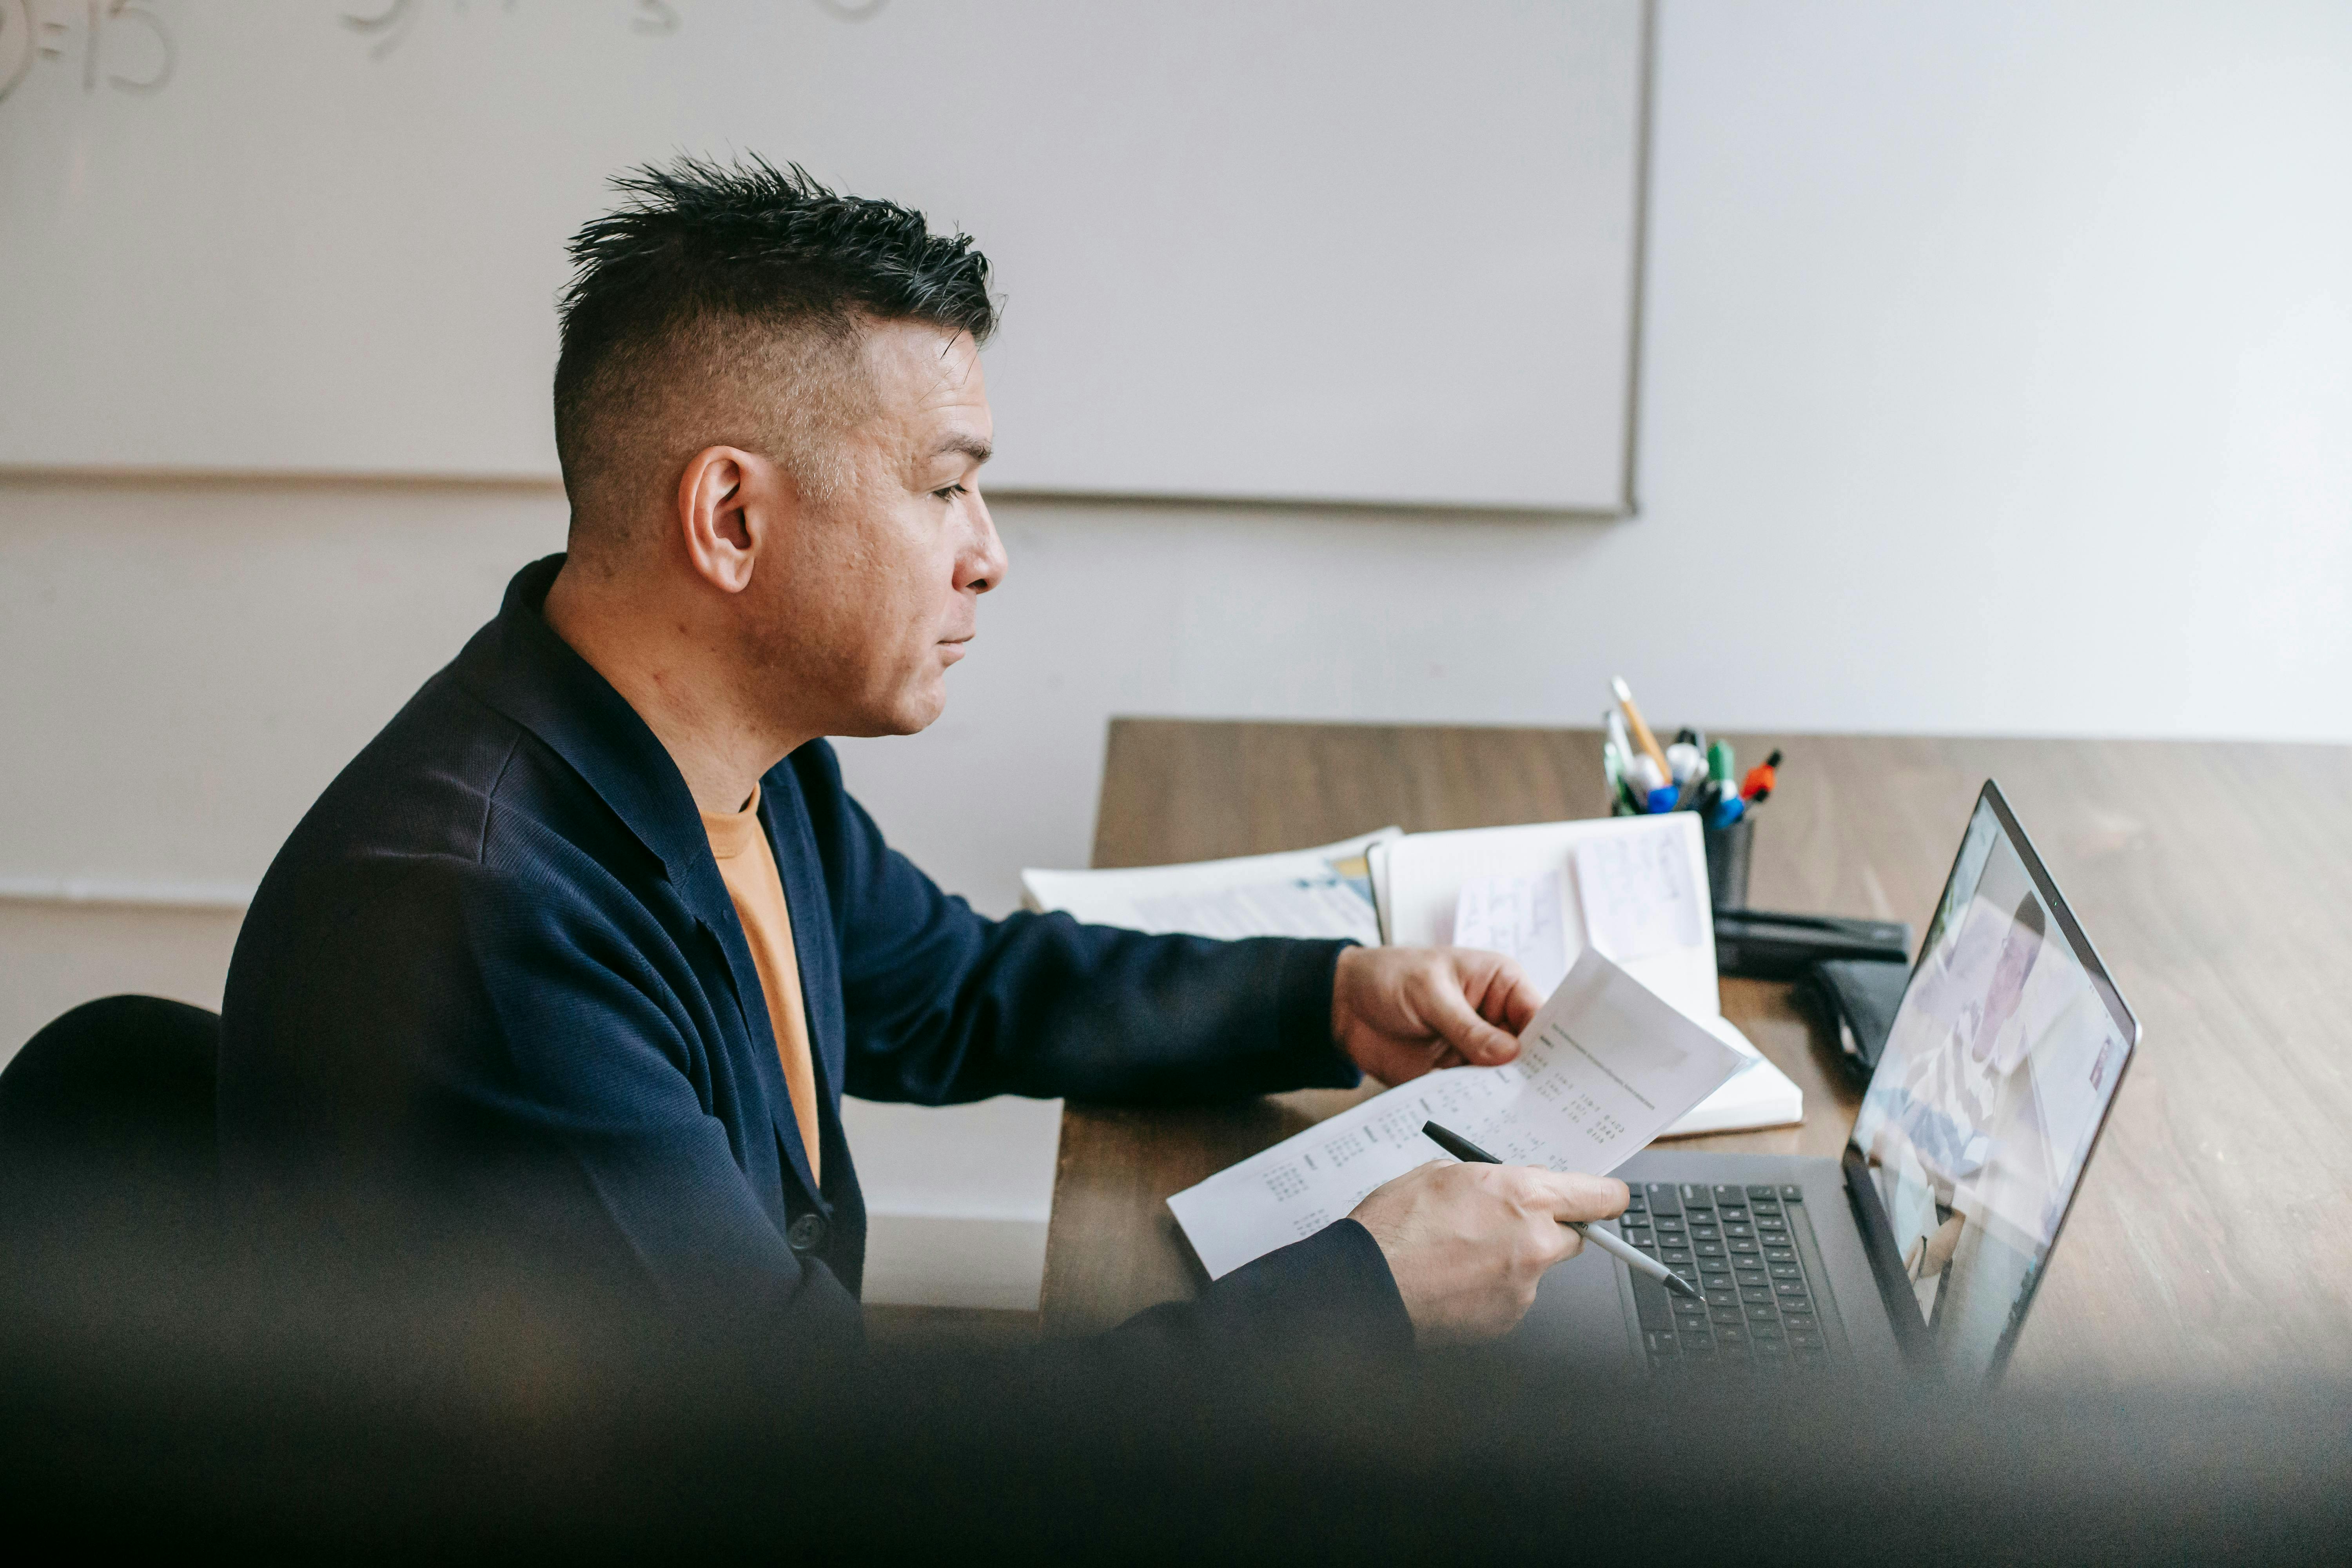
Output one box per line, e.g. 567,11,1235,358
1330,946,1543,1087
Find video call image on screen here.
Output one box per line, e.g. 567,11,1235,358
1850,802,2132,1381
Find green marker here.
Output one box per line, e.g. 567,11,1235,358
1708,740,1735,785
1602,738,1642,816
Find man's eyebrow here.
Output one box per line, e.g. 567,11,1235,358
933,433,993,465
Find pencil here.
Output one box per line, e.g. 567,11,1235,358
1611,677,1675,791
1421,1120,1702,1300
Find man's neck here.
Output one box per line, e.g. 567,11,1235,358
541,559,805,817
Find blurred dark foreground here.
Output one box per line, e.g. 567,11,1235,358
1,995,2343,1563
4,1225,2347,1564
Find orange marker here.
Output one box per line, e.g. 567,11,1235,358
1740,750,1783,802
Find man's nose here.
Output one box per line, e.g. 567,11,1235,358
960,495,1008,595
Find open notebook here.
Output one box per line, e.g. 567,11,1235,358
1367,814,1800,1136
1023,816,1801,1137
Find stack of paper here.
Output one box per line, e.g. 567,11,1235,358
1022,813,1800,1137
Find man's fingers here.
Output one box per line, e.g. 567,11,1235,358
1454,949,1543,1033
1425,966,1524,1065
1506,1176,1585,1266
1474,956,1545,1033
1528,1170,1631,1224
1532,1212,1584,1265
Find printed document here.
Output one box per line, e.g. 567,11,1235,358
1167,947,1748,1280
1021,828,1396,945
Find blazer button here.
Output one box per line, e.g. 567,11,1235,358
787,1214,828,1254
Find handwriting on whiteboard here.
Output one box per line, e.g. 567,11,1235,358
0,0,173,104
339,0,682,61
0,0,890,108
339,0,885,62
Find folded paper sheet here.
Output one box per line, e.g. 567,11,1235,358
1167,948,1747,1280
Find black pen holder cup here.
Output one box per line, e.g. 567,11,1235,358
1702,814,1755,910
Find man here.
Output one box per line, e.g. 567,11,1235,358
220,158,1625,1355
1863,889,2046,1319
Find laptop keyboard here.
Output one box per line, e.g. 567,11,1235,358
1617,1182,1833,1376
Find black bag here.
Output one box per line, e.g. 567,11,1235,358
1793,957,1912,1083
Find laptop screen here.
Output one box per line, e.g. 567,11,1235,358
1848,786,2138,1381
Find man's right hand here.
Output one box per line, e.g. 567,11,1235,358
1350,1160,1630,1344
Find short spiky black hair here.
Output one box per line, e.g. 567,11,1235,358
551,156,995,537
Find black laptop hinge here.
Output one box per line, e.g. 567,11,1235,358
1842,1146,1939,1374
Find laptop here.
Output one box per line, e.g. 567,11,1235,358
1520,781,2141,1384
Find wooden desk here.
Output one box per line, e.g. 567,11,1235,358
1041,720,2352,1385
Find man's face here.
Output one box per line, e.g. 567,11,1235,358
753,320,1003,737
1974,922,2042,1058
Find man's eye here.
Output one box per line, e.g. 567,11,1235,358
932,483,968,501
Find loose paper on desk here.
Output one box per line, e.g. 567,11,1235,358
1020,828,1395,945
1166,947,1747,1280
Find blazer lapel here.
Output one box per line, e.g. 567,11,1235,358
692,904,822,1207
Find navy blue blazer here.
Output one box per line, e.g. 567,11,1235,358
220,556,1407,1356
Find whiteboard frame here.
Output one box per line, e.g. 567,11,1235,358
0,1,1657,519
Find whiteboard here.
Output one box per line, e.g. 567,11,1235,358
0,0,1647,511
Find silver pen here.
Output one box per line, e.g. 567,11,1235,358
1421,1120,1702,1300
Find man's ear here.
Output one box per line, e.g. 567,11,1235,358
676,445,780,595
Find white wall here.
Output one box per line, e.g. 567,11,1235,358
5,0,2348,1308
845,0,2352,912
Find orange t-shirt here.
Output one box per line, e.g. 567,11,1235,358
701,786,821,1184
